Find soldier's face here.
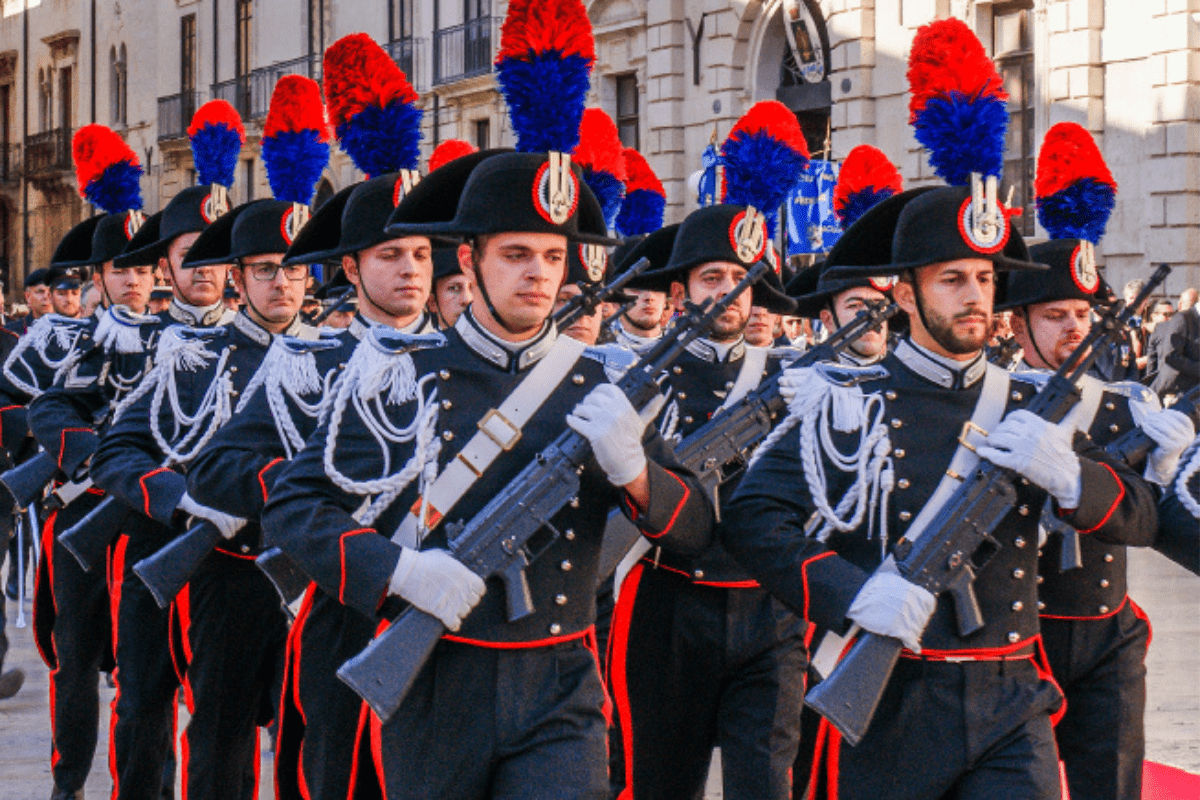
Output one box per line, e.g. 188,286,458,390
744,306,779,347
235,254,307,332
554,283,601,345
622,288,668,334
165,232,228,308
345,237,433,326
821,287,890,358
25,284,52,316
51,286,82,317
99,262,155,314
461,233,568,338
896,259,994,358
428,274,473,328
672,261,751,342
1011,300,1092,370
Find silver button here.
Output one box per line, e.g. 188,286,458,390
694,570,705,579
677,392,687,400
1037,575,1044,584
560,560,572,572
899,511,912,522
890,418,902,429
1098,605,1110,614
897,478,910,489
1038,601,1045,610
885,390,897,401
549,623,562,635
572,374,585,385
672,366,682,375
1007,632,1020,643
442,431,454,442
569,497,579,508
1011,391,1023,401
725,381,734,390
555,594,568,606
1014,537,1026,548
439,369,451,380
1109,423,1119,433
1018,505,1029,516
1099,579,1110,588
1105,401,1115,411
1103,553,1113,563
894,449,906,458
240,544,250,553
441,399,453,410
229,390,238,398
564,529,575,541
229,366,238,373
1012,569,1025,579
1012,601,1023,612
683,416,694,425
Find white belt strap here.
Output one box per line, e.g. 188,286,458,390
902,363,1011,545
716,345,770,414
391,335,588,548
1068,375,1105,435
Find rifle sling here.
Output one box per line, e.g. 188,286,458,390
715,344,770,414
392,334,589,549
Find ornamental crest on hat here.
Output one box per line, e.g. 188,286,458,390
729,207,767,265
534,152,579,226
869,275,896,292
393,170,421,207
579,244,606,282
202,185,230,223
957,175,1009,254
281,205,309,246
124,210,145,241
1070,241,1099,294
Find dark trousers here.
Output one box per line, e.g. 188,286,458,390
171,550,288,800
33,496,113,792
608,564,808,800
1041,600,1151,800
5,511,31,597
812,656,1062,800
111,532,180,800
275,588,376,800
352,636,609,800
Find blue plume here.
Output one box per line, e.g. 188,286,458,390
582,168,624,229
191,125,242,187
616,189,666,237
86,162,144,215
839,187,895,230
913,91,1007,186
721,130,808,238
497,53,593,154
1036,178,1117,243
335,102,422,178
261,130,330,205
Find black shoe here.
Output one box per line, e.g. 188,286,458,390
50,787,84,800
0,668,24,699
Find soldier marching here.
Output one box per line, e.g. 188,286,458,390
0,6,1196,800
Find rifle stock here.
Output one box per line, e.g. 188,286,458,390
0,451,60,513
59,495,130,571
133,521,224,608
256,547,312,606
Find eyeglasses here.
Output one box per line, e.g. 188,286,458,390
244,262,308,282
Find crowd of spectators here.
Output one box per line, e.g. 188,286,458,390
1124,280,1198,404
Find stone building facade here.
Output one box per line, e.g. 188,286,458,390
0,0,1194,299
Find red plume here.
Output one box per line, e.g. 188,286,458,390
573,108,627,181
429,139,479,173
907,18,1006,122
622,148,664,196
263,75,330,140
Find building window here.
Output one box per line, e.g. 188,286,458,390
993,5,1034,235
38,68,50,132
615,74,638,149
309,0,328,56
180,15,196,94
391,0,414,40
236,0,253,79
58,66,72,131
244,159,254,202
474,118,489,150
464,0,489,21
110,44,127,126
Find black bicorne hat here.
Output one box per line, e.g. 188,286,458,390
383,152,618,246
46,265,83,290
184,199,308,267
788,188,935,318
114,186,226,268
385,149,510,240
282,183,357,267
618,225,679,290
631,205,795,315
86,211,149,266
51,216,103,268
997,238,1110,312
432,247,462,282
24,267,51,288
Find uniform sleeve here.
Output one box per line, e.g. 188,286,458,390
617,427,715,556
186,397,290,521
720,421,870,632
1056,431,1159,547
90,387,186,525
26,352,107,477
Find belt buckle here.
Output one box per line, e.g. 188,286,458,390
957,420,989,454
478,408,522,451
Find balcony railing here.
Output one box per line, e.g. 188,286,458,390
0,143,21,183
211,75,255,120
25,129,72,177
157,91,201,141
433,17,497,86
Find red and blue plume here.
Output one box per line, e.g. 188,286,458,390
428,139,477,173
573,108,627,229
72,124,143,214
616,148,665,236
261,76,330,205
323,33,422,177
495,0,595,154
720,100,810,236
1035,122,1117,243
907,18,1008,186
187,100,245,188
833,145,903,230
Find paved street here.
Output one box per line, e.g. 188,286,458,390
1,547,1197,798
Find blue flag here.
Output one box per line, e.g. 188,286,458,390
786,159,840,255
696,144,722,207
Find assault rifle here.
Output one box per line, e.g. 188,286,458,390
0,452,60,516
132,516,247,608
597,300,900,580
805,265,1170,746
337,262,769,723
59,494,131,571
553,257,650,332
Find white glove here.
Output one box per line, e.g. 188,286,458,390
566,384,656,487
977,410,1082,508
177,492,246,540
388,547,486,632
847,558,936,653
1141,409,1196,487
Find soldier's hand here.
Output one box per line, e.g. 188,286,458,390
847,557,935,653
1141,409,1195,486
566,384,650,487
177,492,246,540
978,410,1082,509
389,547,486,632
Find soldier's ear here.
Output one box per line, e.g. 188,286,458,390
892,278,918,317
669,280,686,312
